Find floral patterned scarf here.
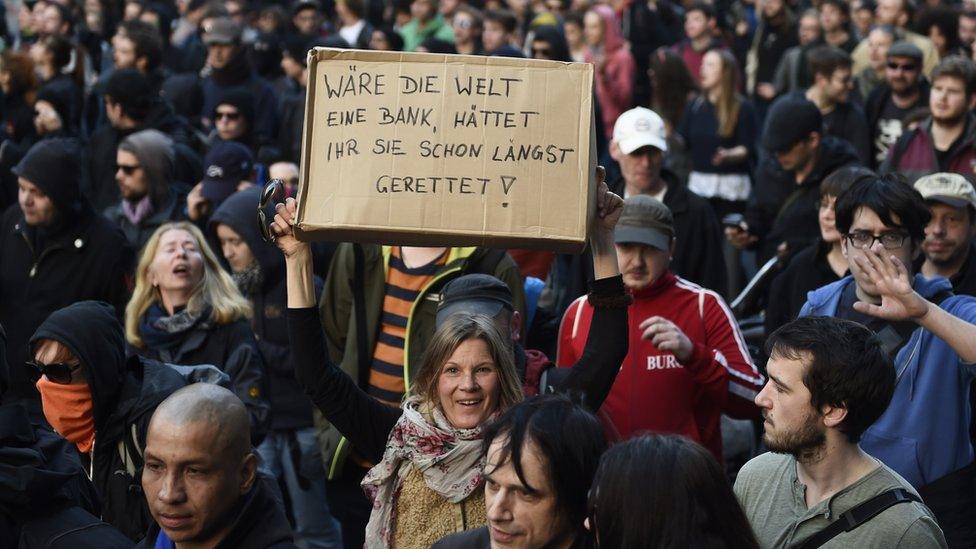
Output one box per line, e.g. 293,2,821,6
361,397,486,548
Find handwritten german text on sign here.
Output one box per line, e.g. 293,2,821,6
295,48,596,252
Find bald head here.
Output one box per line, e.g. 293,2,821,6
151,383,251,459
143,383,256,545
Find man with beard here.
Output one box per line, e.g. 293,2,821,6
798,176,976,547
882,56,976,183
104,129,188,252
865,42,928,170
916,173,976,296
734,316,946,548
851,0,939,76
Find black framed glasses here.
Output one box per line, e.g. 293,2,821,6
25,360,81,384
845,230,908,250
257,179,284,244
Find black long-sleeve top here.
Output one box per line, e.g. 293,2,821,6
288,275,630,464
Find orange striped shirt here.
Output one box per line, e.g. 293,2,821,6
368,247,447,405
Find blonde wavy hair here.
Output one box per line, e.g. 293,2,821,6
126,221,252,348
411,314,523,423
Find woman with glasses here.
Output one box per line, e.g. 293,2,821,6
125,221,271,443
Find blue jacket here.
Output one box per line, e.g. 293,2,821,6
800,275,976,487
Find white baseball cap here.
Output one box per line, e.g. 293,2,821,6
612,107,668,155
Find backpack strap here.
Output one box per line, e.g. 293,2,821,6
118,423,144,477
795,488,921,549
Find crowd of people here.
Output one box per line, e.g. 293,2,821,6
2,0,976,546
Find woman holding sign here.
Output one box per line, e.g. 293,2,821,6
270,169,629,548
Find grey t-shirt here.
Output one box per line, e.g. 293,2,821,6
733,452,946,548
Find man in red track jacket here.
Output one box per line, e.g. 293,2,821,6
557,196,764,460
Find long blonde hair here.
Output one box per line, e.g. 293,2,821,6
125,221,252,348
708,49,743,139
411,314,523,422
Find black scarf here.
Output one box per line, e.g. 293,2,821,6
138,303,211,350
232,260,264,297
211,49,252,87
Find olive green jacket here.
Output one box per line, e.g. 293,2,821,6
315,244,525,478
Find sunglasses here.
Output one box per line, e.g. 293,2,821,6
887,62,917,71
215,111,242,121
25,359,81,384
117,163,140,175
257,179,284,243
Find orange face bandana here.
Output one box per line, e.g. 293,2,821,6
36,377,96,454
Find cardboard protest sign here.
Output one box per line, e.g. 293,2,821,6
294,48,596,253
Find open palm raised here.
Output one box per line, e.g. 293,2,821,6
850,249,930,322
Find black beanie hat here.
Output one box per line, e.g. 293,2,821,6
12,138,84,219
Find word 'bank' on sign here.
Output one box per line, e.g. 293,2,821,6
294,48,597,253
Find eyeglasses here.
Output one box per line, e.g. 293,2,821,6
886,61,917,72
845,230,908,250
117,163,140,175
454,18,473,29
25,359,81,384
257,179,284,243
215,111,241,121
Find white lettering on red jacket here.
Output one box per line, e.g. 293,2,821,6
556,272,764,461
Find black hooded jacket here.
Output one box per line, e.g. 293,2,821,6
209,187,318,430
532,26,571,62
130,311,271,446
0,404,133,548
136,470,295,549
746,136,861,263
29,301,230,542
0,141,132,417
